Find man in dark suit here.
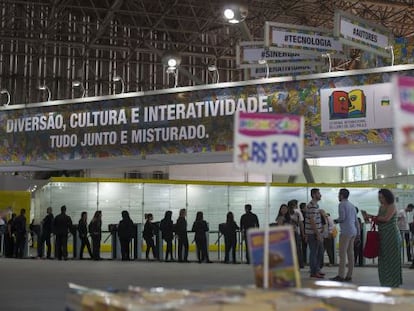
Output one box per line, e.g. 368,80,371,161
37,207,54,259
240,204,259,264
53,205,73,260
14,208,27,258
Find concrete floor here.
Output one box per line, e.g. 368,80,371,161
1,256,414,311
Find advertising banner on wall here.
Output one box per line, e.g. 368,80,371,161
1,65,414,165
264,22,344,56
320,82,393,132
392,75,414,169
334,10,393,58
233,112,304,175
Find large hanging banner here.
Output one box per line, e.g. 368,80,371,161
393,75,414,169
1,65,414,165
334,10,394,57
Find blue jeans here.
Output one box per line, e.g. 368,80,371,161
308,234,324,275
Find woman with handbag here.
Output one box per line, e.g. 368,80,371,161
363,188,402,287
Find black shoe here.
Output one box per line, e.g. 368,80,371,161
344,276,352,282
330,275,344,282
409,265,414,269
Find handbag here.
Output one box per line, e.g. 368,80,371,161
363,221,379,259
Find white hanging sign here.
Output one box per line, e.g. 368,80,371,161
393,75,414,169
264,22,344,56
250,61,323,78
334,10,393,57
233,112,304,175
236,41,318,68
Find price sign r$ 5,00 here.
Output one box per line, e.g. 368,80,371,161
238,141,299,167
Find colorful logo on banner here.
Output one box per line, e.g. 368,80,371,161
329,89,366,119
233,112,304,175
393,75,414,169
320,83,392,132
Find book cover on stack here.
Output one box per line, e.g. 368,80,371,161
247,225,301,289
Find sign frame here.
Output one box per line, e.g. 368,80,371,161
250,60,324,78
334,9,394,58
264,21,345,57
236,41,319,69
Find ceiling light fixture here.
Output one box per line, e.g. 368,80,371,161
0,89,11,106
162,52,181,70
38,85,51,101
208,65,219,83
112,75,125,94
385,45,394,66
321,53,332,72
258,59,269,79
223,3,248,24
162,52,181,88
72,80,86,98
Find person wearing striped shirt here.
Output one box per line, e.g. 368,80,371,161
304,188,325,278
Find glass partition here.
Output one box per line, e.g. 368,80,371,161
187,184,229,231
143,183,187,224
33,180,399,232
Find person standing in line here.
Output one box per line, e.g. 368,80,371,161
363,189,402,287
397,203,413,263
222,211,239,264
29,219,36,247
288,199,304,269
78,212,93,260
276,204,290,225
89,211,102,261
323,212,336,267
14,208,27,258
330,189,359,282
37,207,54,259
159,210,174,261
299,202,308,266
353,207,364,266
175,208,189,262
53,205,73,260
192,211,211,263
5,213,16,258
0,214,6,256
305,188,325,278
318,209,329,268
143,213,158,260
240,204,259,264
117,210,135,261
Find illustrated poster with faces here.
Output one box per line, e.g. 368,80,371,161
320,82,393,132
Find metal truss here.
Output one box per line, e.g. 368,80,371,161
0,0,413,105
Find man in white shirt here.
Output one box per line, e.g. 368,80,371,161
398,203,413,263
